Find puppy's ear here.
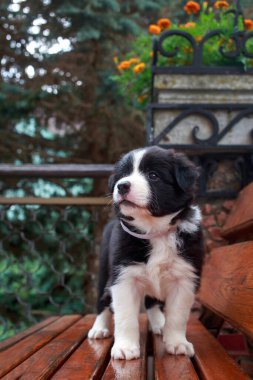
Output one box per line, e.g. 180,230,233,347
174,155,200,192
108,174,116,194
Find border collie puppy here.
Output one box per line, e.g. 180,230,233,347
88,146,204,360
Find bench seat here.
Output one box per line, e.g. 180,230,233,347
0,313,250,379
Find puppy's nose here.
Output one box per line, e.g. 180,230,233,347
117,181,131,195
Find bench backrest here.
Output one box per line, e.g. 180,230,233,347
197,241,253,340
198,181,253,340
222,182,253,242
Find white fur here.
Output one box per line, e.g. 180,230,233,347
147,305,165,335
88,307,111,339
180,205,202,233
111,279,141,360
110,216,198,359
113,148,150,208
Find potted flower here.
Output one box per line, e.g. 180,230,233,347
113,1,253,109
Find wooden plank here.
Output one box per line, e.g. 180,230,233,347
188,318,250,380
153,318,199,380
0,196,110,206
3,315,95,380
222,182,253,241
102,314,148,380
197,241,253,340
0,164,114,178
153,335,198,380
0,315,81,377
52,318,113,380
0,316,59,352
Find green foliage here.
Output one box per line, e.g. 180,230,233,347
1,0,170,163
0,204,93,340
113,2,253,108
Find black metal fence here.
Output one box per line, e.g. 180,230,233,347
148,0,253,198
0,165,113,341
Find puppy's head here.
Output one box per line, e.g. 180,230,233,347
109,146,199,218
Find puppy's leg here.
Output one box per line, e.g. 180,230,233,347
88,222,113,339
163,281,195,357
88,275,112,339
145,296,165,335
111,279,141,360
88,306,111,339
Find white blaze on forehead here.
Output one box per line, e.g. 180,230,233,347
113,148,150,207
132,148,147,172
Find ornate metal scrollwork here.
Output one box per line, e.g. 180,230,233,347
153,108,219,146
150,104,253,149
148,1,253,198
152,1,253,74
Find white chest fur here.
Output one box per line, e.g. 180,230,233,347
118,232,197,301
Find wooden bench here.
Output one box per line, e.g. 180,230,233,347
1,182,253,379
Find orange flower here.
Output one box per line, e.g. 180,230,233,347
157,18,171,29
117,61,131,70
214,1,229,9
133,63,146,74
184,46,193,53
149,52,154,58
244,19,253,30
195,35,202,43
128,58,140,65
149,24,161,35
184,1,201,14
137,95,146,104
184,22,196,28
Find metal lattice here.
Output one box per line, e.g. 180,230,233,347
0,169,112,341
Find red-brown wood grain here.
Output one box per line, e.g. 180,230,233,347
0,315,81,378
102,314,148,380
0,316,59,352
2,315,94,380
188,318,250,380
222,182,253,241
197,241,253,340
153,331,198,380
51,318,113,380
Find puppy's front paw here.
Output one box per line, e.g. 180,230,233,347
111,341,140,360
164,337,194,357
88,327,110,339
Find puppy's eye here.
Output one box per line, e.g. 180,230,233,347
148,172,159,181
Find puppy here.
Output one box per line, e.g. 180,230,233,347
88,146,204,360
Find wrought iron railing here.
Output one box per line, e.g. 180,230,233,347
152,0,252,75
0,165,113,341
147,0,253,198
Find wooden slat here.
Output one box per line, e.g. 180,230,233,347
153,317,199,380
0,164,114,178
222,182,253,241
197,241,253,340
52,319,113,380
188,318,250,380
102,314,148,380
0,316,59,352
0,196,110,206
0,315,81,377
3,315,94,380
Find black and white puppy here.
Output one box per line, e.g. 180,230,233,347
88,146,204,360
